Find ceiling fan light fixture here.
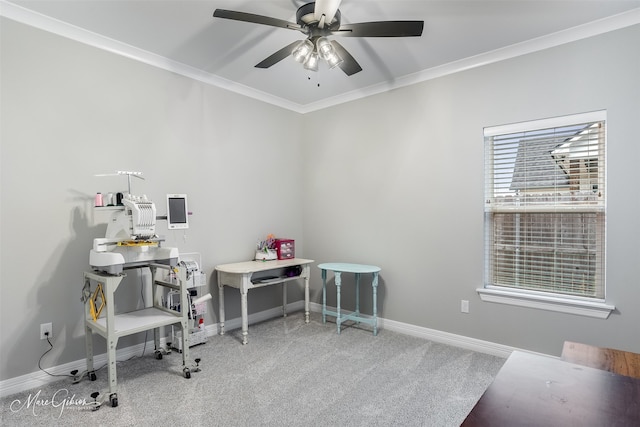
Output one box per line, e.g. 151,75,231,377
214,4,424,77
316,37,342,69
292,39,314,63
303,51,319,71
326,51,343,69
316,37,333,60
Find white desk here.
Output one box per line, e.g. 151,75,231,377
215,258,314,344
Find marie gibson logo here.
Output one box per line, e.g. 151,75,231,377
10,388,96,417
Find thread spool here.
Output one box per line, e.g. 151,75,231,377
192,293,212,305
106,192,114,206
95,192,103,207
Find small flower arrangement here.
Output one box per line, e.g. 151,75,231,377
257,234,276,251
255,234,277,260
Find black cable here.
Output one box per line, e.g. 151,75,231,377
38,334,74,378
43,270,163,381
39,332,131,380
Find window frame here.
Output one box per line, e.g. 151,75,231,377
478,111,614,319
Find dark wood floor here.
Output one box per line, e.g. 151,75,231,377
561,340,640,379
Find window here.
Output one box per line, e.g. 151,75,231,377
480,111,614,318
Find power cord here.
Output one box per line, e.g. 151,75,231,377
38,332,74,378
39,332,139,380
42,272,164,380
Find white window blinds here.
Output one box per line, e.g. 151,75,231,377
484,111,606,299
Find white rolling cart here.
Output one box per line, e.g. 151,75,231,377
81,264,192,408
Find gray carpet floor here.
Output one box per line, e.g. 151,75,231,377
1,312,505,426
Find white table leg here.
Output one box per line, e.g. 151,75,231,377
241,288,249,345
282,282,287,317
304,265,310,323
218,279,225,335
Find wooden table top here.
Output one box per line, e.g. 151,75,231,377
561,341,640,379
462,351,640,426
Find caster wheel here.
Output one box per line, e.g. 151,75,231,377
89,371,97,381
155,351,163,360
110,393,118,408
90,391,100,411
183,368,191,379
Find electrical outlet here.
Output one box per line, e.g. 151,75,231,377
461,300,469,313
40,323,52,340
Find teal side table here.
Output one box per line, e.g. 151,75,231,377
318,263,381,336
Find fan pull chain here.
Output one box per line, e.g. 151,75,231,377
307,75,321,88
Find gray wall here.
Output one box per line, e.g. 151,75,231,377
0,19,304,381
1,16,639,383
301,24,640,356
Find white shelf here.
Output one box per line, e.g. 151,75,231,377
251,275,302,288
89,307,182,338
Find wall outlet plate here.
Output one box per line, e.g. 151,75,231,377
40,323,52,340
461,300,470,313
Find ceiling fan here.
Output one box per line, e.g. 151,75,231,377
213,0,424,76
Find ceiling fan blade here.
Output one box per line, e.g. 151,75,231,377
255,41,301,69
213,9,302,31
314,0,342,24
330,40,362,76
334,21,424,37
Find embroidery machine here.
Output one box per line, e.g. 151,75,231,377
89,193,179,274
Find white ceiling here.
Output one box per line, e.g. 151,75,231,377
3,0,640,112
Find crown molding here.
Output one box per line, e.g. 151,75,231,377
300,7,640,113
2,1,639,114
0,0,304,112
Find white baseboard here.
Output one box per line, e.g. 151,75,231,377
376,317,515,358
2,299,532,397
218,300,305,333
0,301,304,397
307,302,543,359
1,338,169,398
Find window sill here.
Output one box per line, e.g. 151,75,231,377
477,287,615,319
